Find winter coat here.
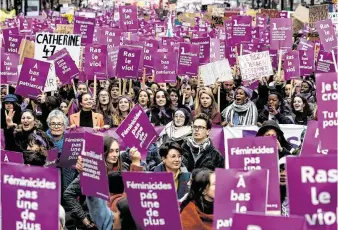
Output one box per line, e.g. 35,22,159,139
258,108,294,125
180,202,213,230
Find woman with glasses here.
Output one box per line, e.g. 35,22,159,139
96,89,114,129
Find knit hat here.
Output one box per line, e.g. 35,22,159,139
236,86,252,98
256,120,284,137
3,94,18,103
302,80,314,90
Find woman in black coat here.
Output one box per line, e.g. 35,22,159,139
146,89,174,126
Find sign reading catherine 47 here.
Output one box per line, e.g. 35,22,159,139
34,33,82,65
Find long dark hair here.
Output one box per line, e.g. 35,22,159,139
116,198,137,230
96,89,114,116
135,89,151,108
152,89,171,109
180,168,214,212
104,136,123,172
291,95,312,116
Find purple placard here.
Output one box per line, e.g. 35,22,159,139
287,156,337,230
73,16,95,44
315,19,338,51
107,46,119,78
214,169,268,230
0,150,23,164
270,18,292,50
45,149,59,167
226,45,237,66
47,48,79,84
123,172,182,230
0,52,19,84
231,212,306,230
143,39,158,69
231,16,252,45
256,15,268,28
115,46,142,79
100,28,121,48
19,17,33,32
283,50,301,80
80,132,109,200
177,43,200,76
299,50,314,76
220,40,226,60
4,34,23,53
227,136,280,212
210,38,220,62
154,51,177,83
268,49,278,69
1,162,59,230
191,37,211,65
315,50,336,73
59,132,84,168
297,38,315,51
119,5,139,31
84,44,108,80
15,58,50,99
116,104,158,159
316,73,338,150
92,26,101,44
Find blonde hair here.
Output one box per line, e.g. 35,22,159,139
195,89,218,119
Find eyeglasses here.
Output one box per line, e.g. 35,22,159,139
167,154,182,160
50,123,64,128
192,125,207,131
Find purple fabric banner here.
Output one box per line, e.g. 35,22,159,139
315,19,338,51
227,136,280,212
73,16,95,44
116,46,142,79
287,156,337,230
1,162,59,230
154,51,177,83
270,18,293,50
80,132,109,200
177,43,200,76
4,34,23,53
315,50,336,73
84,44,108,80
213,169,268,230
231,16,252,45
283,50,301,80
59,132,84,168
0,150,23,164
231,212,306,230
315,73,338,150
299,50,314,76
0,52,19,84
119,5,139,31
15,58,50,99
123,172,182,230
115,104,158,160
191,37,211,65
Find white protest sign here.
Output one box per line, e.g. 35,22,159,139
34,33,81,66
200,59,233,86
75,11,96,18
238,51,273,81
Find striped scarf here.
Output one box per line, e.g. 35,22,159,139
222,101,258,126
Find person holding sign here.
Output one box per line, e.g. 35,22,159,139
195,89,221,125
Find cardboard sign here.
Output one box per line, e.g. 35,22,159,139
116,105,158,159
34,32,81,66
0,150,23,164
213,169,269,230
1,163,59,230
283,50,301,80
18,39,35,64
293,5,309,23
59,132,84,168
55,24,74,34
309,5,329,28
153,51,177,83
123,172,182,230
238,51,273,81
177,43,200,76
199,59,233,86
287,156,337,229
226,136,280,212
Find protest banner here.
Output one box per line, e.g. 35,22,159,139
238,51,273,81
73,16,95,44
116,104,158,160
34,32,82,66
231,212,307,230
59,132,84,168
42,61,58,93
143,39,158,69
100,28,122,48
260,9,279,18
119,5,139,31
0,150,23,164
55,24,74,34
210,38,221,62
177,43,200,76
191,37,211,65
1,27,19,39
293,5,310,24
15,58,50,99
315,73,338,150
309,5,329,28
226,136,280,212
83,44,108,80
123,172,182,230
297,38,315,51
315,50,336,73
47,48,79,84
115,46,142,79
45,149,59,167
1,162,59,230
315,20,338,53
199,59,233,86
4,34,23,53
213,169,268,230
80,132,109,200
0,52,19,84
283,50,301,80
231,16,252,44
153,51,177,83
287,155,337,230
270,18,292,50
299,50,314,76
268,49,278,69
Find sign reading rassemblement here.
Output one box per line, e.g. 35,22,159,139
34,32,81,65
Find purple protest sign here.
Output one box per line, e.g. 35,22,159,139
226,45,237,66
100,28,121,48
107,46,119,78
45,149,59,167
92,26,101,44
297,38,315,51
210,38,220,62
270,18,293,50
283,50,301,80
227,136,280,212
19,17,32,32
154,51,177,83
47,48,79,84
116,104,158,159
1,162,59,230
0,150,23,164
231,16,252,44
84,44,108,80
242,43,260,55
268,49,278,69
256,15,268,28
2,27,19,42
177,43,200,76
116,46,142,79
123,172,182,230
315,73,338,150
59,132,84,168
299,50,314,76
231,212,306,230
316,50,336,73
119,5,139,31
0,52,19,84
287,156,337,230
214,169,268,230
4,34,23,53
73,16,95,44
80,132,109,200
191,37,211,65
315,19,338,51
15,58,50,99
143,39,158,69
